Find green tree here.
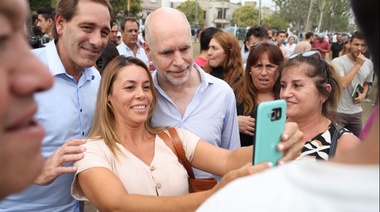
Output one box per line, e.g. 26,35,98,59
29,0,52,11
110,0,143,19
176,1,205,26
30,0,144,20
262,13,288,31
321,0,351,32
272,0,312,32
272,0,351,32
232,6,259,27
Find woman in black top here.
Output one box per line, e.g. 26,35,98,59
235,42,284,146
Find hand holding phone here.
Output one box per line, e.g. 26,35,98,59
253,100,286,166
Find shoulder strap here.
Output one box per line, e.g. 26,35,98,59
157,131,178,158
167,128,196,179
329,123,344,157
157,128,196,179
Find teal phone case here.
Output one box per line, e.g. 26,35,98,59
253,100,286,166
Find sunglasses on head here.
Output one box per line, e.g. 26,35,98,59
289,50,323,60
288,50,330,82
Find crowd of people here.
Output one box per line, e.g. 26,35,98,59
0,0,378,211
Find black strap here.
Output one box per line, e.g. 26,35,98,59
329,123,344,157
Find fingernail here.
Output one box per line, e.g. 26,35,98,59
278,143,284,151
278,161,285,166
283,134,289,140
268,162,273,167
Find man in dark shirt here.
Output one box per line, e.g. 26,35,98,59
330,34,344,60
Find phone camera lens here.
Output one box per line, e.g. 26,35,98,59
271,110,276,120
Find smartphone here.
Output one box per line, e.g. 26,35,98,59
352,83,364,99
253,99,286,166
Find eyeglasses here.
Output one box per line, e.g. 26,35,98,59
288,50,330,82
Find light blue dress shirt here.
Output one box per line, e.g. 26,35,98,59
116,41,149,67
151,64,241,181
0,41,100,212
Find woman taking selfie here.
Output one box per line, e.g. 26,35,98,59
71,56,303,211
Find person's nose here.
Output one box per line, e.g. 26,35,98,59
172,51,185,67
207,48,213,57
12,38,53,96
357,44,365,52
89,30,105,48
260,66,269,75
280,86,291,99
135,86,146,99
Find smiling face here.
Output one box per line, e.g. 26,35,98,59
55,0,111,72
107,65,153,127
279,65,325,121
251,52,279,93
0,0,54,199
145,9,193,86
208,38,227,68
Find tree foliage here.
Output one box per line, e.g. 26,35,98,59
262,13,288,31
176,1,205,26
29,0,52,11
272,0,351,33
30,0,143,21
110,0,143,19
232,6,259,27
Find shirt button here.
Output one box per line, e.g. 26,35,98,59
82,132,85,136
155,182,161,189
150,166,155,171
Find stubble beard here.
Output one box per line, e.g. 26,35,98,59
166,66,192,86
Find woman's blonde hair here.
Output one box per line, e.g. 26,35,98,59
88,55,164,157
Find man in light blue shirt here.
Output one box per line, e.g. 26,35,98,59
117,17,149,67
0,0,113,211
144,8,240,182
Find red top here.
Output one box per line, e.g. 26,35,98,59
194,56,207,68
312,40,330,59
